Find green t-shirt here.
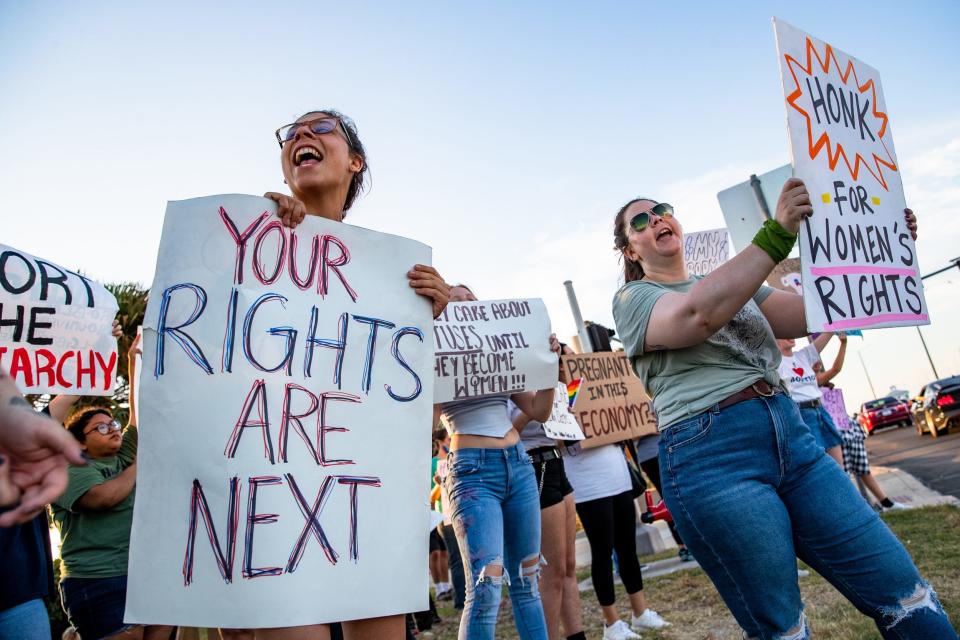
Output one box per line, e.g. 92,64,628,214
51,425,138,579
612,277,781,430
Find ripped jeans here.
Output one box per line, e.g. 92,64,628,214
659,391,957,640
446,443,547,640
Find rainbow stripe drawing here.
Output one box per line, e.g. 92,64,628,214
566,378,584,409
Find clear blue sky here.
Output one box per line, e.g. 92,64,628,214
2,1,958,410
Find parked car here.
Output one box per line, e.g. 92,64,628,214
858,396,911,434
913,375,960,438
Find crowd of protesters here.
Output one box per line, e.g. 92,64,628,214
0,108,956,640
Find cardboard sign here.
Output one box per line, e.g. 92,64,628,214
0,244,118,395
541,382,585,441
684,228,730,276
126,195,434,628
821,386,852,431
433,299,556,402
774,19,928,332
561,353,656,448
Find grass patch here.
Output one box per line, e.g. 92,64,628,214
425,506,960,639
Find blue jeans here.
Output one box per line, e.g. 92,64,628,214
799,404,843,451
0,599,50,640
60,575,134,640
658,392,956,640
445,442,547,640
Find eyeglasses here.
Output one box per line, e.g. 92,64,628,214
629,203,674,232
274,117,345,148
84,420,121,436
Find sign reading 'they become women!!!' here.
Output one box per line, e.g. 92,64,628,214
126,195,434,628
433,299,557,402
0,243,118,395
774,19,928,332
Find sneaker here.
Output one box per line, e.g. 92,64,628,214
885,501,909,510
797,568,810,578
603,619,642,640
632,608,671,631
678,547,694,562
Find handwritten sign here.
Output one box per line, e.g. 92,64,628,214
561,353,656,449
126,195,434,628
0,244,118,395
541,382,585,441
821,387,851,431
774,19,928,332
433,299,556,402
684,228,730,276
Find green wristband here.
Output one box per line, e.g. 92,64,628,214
751,219,797,263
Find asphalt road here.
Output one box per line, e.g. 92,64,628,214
866,422,960,498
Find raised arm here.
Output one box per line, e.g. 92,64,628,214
126,332,142,427
816,333,847,386
643,179,811,350
811,331,835,353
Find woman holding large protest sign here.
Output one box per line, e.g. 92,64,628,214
611,179,955,639
437,284,558,640
258,109,449,640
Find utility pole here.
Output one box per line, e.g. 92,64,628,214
915,257,960,380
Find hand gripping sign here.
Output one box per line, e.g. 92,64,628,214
0,244,118,395
432,299,557,402
774,18,929,332
125,195,434,628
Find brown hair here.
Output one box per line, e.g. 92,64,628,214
613,197,658,283
65,407,113,443
294,109,370,215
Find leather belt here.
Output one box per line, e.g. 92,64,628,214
797,398,822,409
528,447,561,464
717,380,779,411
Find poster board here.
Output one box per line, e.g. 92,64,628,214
541,381,585,441
126,195,434,628
0,244,118,395
821,387,852,431
433,299,556,402
561,352,656,448
774,18,928,332
683,228,730,276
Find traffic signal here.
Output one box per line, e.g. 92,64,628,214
586,322,615,352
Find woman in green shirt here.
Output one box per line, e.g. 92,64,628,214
610,178,953,640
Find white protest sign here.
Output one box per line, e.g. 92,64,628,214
683,228,730,276
126,195,434,628
541,382,585,441
433,299,557,402
774,18,928,332
0,244,118,395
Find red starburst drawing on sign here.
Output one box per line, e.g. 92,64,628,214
783,37,898,191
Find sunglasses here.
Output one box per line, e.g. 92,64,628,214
629,203,674,232
84,420,121,436
274,117,345,147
